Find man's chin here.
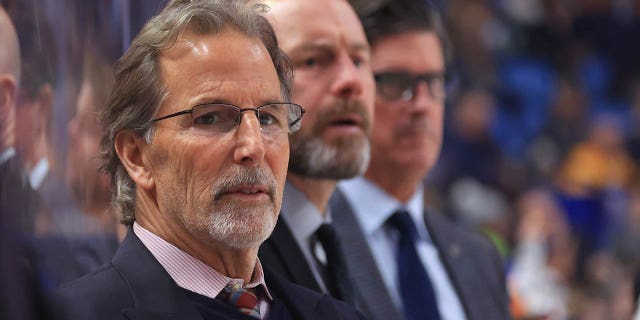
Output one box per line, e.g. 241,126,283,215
206,206,277,250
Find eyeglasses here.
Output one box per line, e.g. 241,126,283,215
374,71,445,102
152,102,305,135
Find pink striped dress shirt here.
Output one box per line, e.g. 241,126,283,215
133,222,272,318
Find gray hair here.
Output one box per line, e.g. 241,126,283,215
100,0,293,225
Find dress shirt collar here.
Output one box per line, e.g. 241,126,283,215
0,147,16,165
133,222,272,301
280,181,332,244
338,176,431,242
29,157,49,189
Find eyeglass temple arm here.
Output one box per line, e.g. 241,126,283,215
152,110,193,123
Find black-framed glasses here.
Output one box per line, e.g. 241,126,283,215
152,102,305,135
374,71,445,102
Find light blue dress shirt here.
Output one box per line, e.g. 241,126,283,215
339,176,467,320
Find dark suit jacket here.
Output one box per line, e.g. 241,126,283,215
0,154,44,320
330,188,512,320
48,229,363,320
0,154,42,233
259,217,323,293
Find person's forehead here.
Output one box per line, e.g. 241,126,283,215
158,29,281,107
267,0,367,52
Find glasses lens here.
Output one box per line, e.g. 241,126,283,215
422,74,446,101
191,104,240,133
259,103,303,133
375,72,414,101
257,103,289,134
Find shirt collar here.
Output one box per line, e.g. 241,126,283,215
29,157,49,189
338,176,431,242
280,181,331,243
133,222,272,301
0,147,16,165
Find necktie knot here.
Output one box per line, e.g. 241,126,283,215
217,282,260,318
387,209,419,241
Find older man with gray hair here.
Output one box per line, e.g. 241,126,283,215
49,1,362,319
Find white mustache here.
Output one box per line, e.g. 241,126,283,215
213,168,277,201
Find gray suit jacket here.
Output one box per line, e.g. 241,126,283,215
330,189,512,320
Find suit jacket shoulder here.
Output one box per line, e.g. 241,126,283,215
425,210,512,320
259,217,322,292
47,231,202,320
50,229,362,320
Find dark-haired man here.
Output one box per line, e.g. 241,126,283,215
330,1,512,319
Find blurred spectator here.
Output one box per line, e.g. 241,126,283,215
559,115,636,193
66,49,120,236
555,115,637,282
0,5,44,319
24,49,121,293
574,251,635,320
6,0,58,234
533,77,590,177
435,86,503,190
508,189,576,320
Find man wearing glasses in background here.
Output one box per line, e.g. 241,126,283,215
330,0,512,319
49,1,363,319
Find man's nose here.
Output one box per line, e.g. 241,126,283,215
67,115,79,138
411,82,436,112
233,112,266,165
330,52,364,99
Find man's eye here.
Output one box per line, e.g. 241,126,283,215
193,112,219,125
303,58,317,67
258,112,280,127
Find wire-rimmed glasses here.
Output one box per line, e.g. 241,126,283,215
151,102,305,135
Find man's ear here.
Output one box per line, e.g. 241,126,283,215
114,130,154,191
0,74,17,150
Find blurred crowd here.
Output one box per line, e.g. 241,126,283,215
429,0,640,319
2,0,640,319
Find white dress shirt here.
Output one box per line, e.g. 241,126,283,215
29,157,49,190
279,181,331,293
339,176,467,320
0,147,16,165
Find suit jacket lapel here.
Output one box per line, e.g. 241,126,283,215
261,218,322,292
112,230,202,320
330,190,404,320
425,209,509,320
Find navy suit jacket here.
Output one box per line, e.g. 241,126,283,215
259,217,323,293
48,229,363,320
329,189,512,320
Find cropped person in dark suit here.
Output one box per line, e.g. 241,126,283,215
0,6,44,319
258,0,375,304
331,1,513,319
48,1,362,319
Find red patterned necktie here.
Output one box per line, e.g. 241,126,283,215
217,282,261,318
